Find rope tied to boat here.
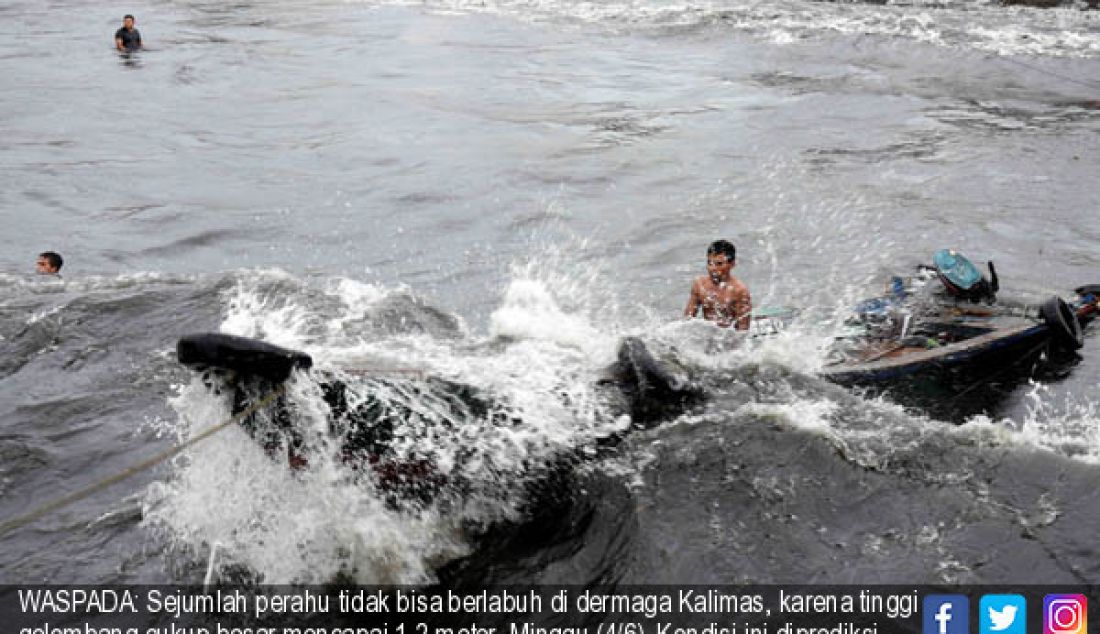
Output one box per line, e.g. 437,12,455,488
0,384,286,539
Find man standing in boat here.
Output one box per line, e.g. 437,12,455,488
684,240,752,330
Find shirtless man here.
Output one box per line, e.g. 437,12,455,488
683,240,752,330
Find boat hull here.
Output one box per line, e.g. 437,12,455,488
819,292,1097,397
820,321,1054,385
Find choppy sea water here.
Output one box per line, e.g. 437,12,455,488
1,0,1098,584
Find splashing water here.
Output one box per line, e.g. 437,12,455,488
143,248,1100,584
145,260,634,583
1003,380,1100,462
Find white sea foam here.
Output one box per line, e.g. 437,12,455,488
150,260,629,583
959,380,1100,464
362,0,1100,58
489,278,604,350
219,269,317,344
148,373,474,583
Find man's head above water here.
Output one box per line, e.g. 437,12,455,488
705,239,736,284
36,251,63,275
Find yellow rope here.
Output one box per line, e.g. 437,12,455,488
0,384,286,538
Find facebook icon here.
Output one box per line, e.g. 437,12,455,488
924,595,970,634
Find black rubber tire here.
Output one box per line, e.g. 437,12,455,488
1040,297,1084,350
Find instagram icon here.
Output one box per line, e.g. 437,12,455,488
1045,595,1088,634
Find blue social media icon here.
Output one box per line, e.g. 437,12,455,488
925,595,970,634
981,595,1026,634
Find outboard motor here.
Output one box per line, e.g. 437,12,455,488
932,248,998,303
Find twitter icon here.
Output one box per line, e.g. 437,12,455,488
981,595,1026,634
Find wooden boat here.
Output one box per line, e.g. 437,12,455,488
820,286,1098,387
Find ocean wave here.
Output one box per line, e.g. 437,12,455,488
358,0,1100,58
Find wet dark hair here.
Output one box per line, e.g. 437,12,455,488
706,240,736,262
124,14,135,21
39,251,63,271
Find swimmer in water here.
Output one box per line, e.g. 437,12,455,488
115,14,142,52
683,239,752,330
36,251,63,277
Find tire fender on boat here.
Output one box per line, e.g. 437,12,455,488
1040,296,1084,350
